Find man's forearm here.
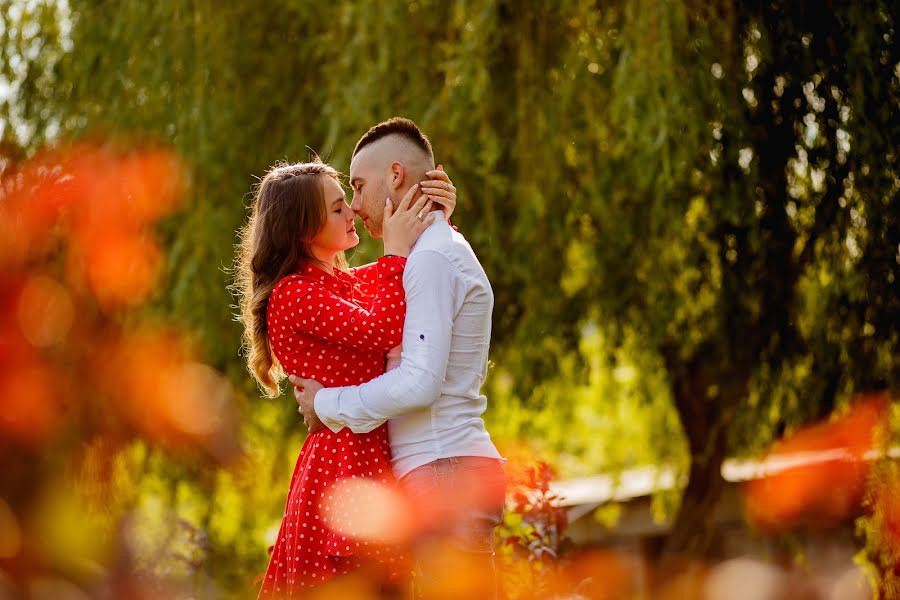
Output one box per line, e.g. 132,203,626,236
314,358,442,433
314,249,457,433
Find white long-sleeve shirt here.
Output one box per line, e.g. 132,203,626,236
314,213,503,478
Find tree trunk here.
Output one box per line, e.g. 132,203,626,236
657,343,747,570
662,422,732,559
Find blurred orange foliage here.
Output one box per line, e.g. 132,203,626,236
0,142,238,594
745,394,890,533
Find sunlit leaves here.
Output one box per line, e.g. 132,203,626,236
0,142,240,595
2,0,897,595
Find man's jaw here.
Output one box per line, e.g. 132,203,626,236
358,215,382,238
365,224,383,239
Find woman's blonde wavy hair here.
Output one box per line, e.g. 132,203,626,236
234,160,347,396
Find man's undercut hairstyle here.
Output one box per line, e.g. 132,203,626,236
352,117,434,161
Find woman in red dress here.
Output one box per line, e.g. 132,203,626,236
235,160,455,597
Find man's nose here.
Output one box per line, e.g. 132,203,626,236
350,196,362,213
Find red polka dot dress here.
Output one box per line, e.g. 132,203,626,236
258,256,409,597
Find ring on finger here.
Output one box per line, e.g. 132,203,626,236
416,210,426,221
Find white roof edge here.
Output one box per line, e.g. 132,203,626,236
547,446,900,507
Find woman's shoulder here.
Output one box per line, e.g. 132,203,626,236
270,273,322,306
349,261,378,278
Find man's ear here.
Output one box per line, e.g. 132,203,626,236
388,161,406,190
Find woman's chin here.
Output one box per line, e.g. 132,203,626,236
344,234,360,249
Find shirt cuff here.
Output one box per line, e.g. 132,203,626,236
314,387,346,433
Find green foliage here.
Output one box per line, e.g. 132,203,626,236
490,322,686,479
857,461,900,599
497,461,570,599
2,0,898,592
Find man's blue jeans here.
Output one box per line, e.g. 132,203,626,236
399,456,506,599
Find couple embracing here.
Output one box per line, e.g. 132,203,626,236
236,118,506,599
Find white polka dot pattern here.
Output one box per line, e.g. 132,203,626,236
257,257,410,597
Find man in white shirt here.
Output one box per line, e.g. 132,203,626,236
292,117,505,599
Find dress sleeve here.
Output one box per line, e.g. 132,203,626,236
269,256,407,353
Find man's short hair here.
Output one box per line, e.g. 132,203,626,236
352,117,434,160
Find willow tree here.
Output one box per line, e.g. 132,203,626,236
581,0,900,556
3,0,898,586
458,0,899,559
